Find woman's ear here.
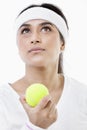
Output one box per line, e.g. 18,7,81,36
60,41,65,52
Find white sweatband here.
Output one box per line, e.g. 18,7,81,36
15,7,68,43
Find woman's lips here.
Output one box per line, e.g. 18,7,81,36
28,47,45,53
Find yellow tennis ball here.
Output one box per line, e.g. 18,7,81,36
25,83,49,107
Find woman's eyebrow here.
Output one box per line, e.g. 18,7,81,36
19,24,30,29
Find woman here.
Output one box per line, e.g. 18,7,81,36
0,3,87,130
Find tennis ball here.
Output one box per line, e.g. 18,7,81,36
25,83,49,107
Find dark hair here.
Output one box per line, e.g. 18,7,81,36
18,3,69,74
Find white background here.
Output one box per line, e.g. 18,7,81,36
0,0,87,85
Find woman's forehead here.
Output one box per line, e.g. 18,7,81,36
23,19,53,25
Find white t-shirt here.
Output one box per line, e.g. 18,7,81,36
0,76,87,130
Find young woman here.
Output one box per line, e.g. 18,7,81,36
0,3,87,130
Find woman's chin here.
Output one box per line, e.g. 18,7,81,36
29,57,46,64
31,61,46,67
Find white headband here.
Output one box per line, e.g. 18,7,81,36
15,7,68,43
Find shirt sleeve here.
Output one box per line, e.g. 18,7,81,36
20,121,47,130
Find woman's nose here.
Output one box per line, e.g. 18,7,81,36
30,31,41,44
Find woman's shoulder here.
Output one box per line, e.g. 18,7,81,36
0,83,19,101
64,75,87,94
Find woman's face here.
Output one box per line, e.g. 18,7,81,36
17,19,64,67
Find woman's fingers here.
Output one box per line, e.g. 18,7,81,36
19,95,31,111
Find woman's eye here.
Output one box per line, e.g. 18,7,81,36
41,26,51,32
21,28,30,34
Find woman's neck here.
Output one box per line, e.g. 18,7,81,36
11,64,64,96
24,65,61,91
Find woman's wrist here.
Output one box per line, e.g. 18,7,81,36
26,122,47,130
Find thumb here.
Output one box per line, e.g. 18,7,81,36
36,95,52,110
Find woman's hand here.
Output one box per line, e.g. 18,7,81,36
20,95,58,129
